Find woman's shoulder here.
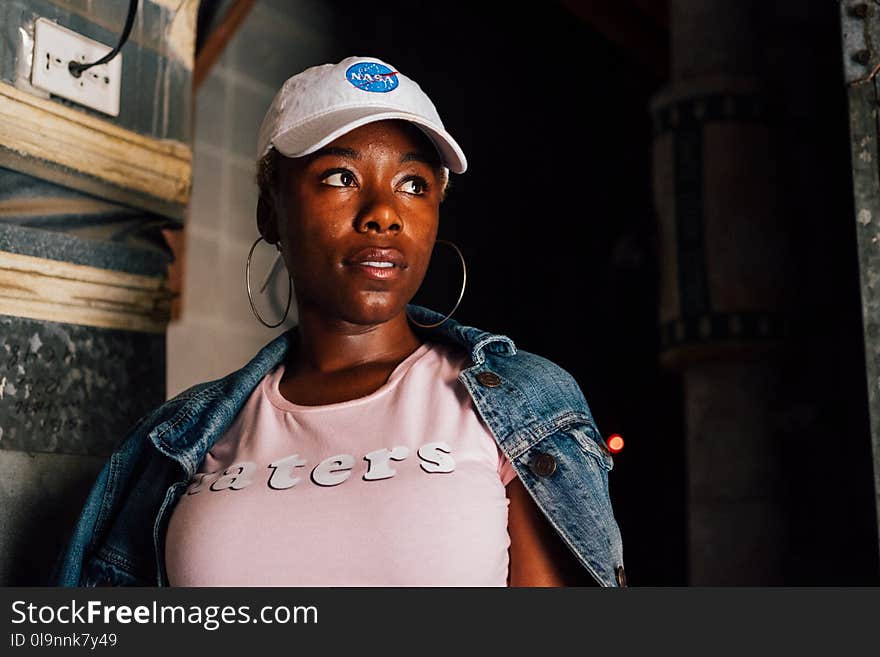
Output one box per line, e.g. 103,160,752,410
481,343,595,416
424,323,583,393
166,377,227,404
492,343,579,384
129,374,235,440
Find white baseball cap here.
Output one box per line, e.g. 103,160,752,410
256,55,467,174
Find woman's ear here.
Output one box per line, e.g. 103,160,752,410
257,193,280,246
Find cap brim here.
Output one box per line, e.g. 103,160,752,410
268,106,467,174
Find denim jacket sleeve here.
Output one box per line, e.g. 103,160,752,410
460,347,625,587
49,398,191,586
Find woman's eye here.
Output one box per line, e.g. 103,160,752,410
399,178,427,195
322,171,356,187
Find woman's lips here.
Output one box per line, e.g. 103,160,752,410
344,246,407,282
347,261,402,280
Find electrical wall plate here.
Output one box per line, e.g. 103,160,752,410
30,17,122,117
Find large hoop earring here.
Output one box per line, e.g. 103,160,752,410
406,239,467,329
246,236,292,328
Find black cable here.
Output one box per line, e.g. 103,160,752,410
68,0,139,78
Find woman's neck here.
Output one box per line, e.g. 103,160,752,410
285,307,424,377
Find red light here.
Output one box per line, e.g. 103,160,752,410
607,434,624,454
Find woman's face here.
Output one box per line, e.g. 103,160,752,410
261,119,443,326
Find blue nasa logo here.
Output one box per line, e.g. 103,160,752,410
345,61,399,93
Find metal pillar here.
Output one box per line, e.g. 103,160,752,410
651,0,796,583
839,1,880,565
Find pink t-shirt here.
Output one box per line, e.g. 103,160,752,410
165,341,518,587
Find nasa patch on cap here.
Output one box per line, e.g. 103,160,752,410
345,61,400,93
256,55,467,173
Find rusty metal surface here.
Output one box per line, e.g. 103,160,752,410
0,314,165,457
840,0,880,559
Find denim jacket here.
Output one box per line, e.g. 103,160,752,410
51,303,626,587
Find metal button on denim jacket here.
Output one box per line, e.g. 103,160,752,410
51,303,625,587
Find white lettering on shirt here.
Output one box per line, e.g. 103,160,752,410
311,453,355,487
417,441,456,474
186,471,220,495
185,442,461,494
268,453,307,490
362,446,409,481
209,461,257,491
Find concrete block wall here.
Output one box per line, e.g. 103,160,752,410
167,0,338,398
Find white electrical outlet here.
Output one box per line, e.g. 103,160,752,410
31,18,122,117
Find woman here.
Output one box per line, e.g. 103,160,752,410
52,56,625,587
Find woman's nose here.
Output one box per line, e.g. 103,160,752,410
354,194,402,234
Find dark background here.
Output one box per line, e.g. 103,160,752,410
224,0,880,584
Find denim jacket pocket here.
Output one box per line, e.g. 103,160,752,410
564,422,614,471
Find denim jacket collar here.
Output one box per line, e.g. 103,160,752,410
149,303,517,477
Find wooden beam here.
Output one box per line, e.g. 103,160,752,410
194,0,257,89
160,227,185,321
0,250,172,333
0,81,191,208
